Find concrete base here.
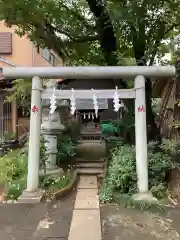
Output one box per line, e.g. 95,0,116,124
39,168,63,176
132,192,158,203
18,189,45,203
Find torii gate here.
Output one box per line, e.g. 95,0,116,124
1,66,175,202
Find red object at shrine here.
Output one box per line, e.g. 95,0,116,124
32,105,39,113
137,105,145,112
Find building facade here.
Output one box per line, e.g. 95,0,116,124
0,20,63,141
0,21,62,68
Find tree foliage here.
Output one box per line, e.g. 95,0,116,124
1,0,180,65
108,0,180,65
0,0,97,61
5,79,31,107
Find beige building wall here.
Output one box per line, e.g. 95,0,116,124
0,20,62,67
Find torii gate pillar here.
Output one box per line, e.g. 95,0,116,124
133,75,156,201
18,76,44,203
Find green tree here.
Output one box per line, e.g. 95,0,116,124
1,0,180,140
5,79,31,108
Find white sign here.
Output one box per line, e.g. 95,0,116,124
76,98,108,110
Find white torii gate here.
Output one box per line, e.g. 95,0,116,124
1,66,176,202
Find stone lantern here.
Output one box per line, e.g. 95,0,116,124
40,80,68,175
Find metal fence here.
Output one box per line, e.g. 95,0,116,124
0,92,12,142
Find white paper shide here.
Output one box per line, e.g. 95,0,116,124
49,87,57,114
70,88,76,115
113,86,121,112
92,88,98,118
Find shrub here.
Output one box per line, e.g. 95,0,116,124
40,169,73,192
100,144,172,203
6,178,26,200
0,149,28,184
160,138,180,163
0,149,28,200
104,136,123,156
56,135,76,165
64,119,81,143
55,119,80,166
101,115,135,145
2,131,16,141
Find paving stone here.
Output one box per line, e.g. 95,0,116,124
35,217,72,238
68,209,102,240
0,230,12,240
11,237,41,240
0,203,49,240
42,238,67,240
78,176,98,189
10,229,36,238
48,194,75,218
35,191,76,239
17,204,47,228
0,204,30,234
0,223,17,235
74,189,99,209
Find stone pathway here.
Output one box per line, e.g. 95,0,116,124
35,191,76,240
0,177,102,240
68,175,102,240
0,190,76,240
0,203,47,240
3,176,180,240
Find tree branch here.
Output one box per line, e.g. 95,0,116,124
61,3,96,30
55,29,99,42
149,22,180,65
73,34,99,42
31,21,69,58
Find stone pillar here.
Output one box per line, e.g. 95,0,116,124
18,76,44,203
41,99,65,175
44,135,58,169
134,75,156,201
41,109,64,170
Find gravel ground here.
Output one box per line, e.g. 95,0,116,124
100,203,180,240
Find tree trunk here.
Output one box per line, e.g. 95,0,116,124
145,78,161,141
86,0,127,87
170,59,180,139
86,0,117,66
87,0,160,142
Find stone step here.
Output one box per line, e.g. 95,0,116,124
75,158,106,163
76,162,104,169
80,140,103,143
76,168,104,175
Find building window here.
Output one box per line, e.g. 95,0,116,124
50,53,56,66
42,48,57,65
43,48,50,61
0,32,12,54
18,106,30,118
36,45,40,53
